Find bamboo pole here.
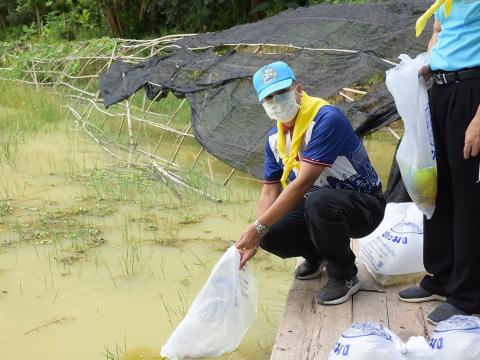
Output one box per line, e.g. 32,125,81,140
136,149,179,168
152,168,182,201
99,107,112,130
125,99,134,145
28,55,146,63
0,77,96,97
117,115,126,138
117,93,136,140
29,60,39,91
170,123,192,163
223,168,236,186
21,53,39,82
64,94,170,119
152,162,221,203
67,106,122,160
133,59,153,151
52,58,74,92
192,146,205,167
138,46,156,153
17,69,98,79
76,42,122,144
141,117,152,153
66,44,110,98
153,98,187,155
207,158,215,181
342,87,367,95
60,93,190,137
80,42,119,101
339,91,354,102
386,125,401,140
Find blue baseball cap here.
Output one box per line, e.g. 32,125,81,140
253,61,296,102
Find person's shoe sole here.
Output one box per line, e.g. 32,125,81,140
427,317,438,326
315,281,361,305
295,260,327,280
398,294,446,303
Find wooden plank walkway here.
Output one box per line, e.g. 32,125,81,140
270,245,438,360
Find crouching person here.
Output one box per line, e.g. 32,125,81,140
235,61,386,305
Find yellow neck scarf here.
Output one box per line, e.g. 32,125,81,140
276,92,329,188
416,0,453,37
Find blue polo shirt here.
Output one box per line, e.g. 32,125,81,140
430,0,480,71
263,106,381,194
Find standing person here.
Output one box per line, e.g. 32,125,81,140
399,0,480,323
235,61,386,305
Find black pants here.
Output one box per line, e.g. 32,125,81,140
260,188,386,279
420,78,480,314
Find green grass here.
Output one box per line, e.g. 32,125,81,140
0,81,66,166
363,126,401,188
81,166,175,208
0,38,116,84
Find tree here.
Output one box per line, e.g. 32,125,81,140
0,1,16,39
17,0,47,35
2,0,327,42
99,0,123,37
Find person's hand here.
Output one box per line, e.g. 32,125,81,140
464,114,480,159
238,248,257,269
419,65,433,80
235,223,261,268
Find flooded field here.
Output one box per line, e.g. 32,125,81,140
0,81,299,360
0,83,399,360
0,125,297,360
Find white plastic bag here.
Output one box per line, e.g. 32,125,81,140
359,202,426,286
160,246,257,360
386,53,437,219
328,322,436,360
429,315,480,360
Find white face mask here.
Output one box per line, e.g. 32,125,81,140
262,89,300,123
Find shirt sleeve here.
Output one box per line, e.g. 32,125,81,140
263,137,283,183
301,108,351,166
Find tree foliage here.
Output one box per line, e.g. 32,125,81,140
0,0,343,42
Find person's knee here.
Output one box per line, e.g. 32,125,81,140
305,189,343,220
259,233,275,253
259,230,291,259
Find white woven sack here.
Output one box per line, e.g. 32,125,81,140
328,322,404,360
429,315,480,360
359,202,425,285
328,322,437,360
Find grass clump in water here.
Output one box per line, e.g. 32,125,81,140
0,82,66,166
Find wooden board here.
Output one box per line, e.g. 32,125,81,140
271,266,353,360
270,253,439,360
386,282,430,340
352,290,388,325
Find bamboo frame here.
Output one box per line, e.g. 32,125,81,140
153,98,188,155
170,123,192,163
0,36,306,200
152,162,221,203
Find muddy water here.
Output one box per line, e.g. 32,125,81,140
0,125,295,360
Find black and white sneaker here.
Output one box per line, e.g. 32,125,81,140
398,286,446,303
294,259,327,280
314,276,360,305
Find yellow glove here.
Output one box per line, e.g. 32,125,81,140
416,0,453,37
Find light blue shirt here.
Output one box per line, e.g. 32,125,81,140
430,0,480,71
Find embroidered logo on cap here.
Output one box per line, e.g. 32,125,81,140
263,68,276,84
